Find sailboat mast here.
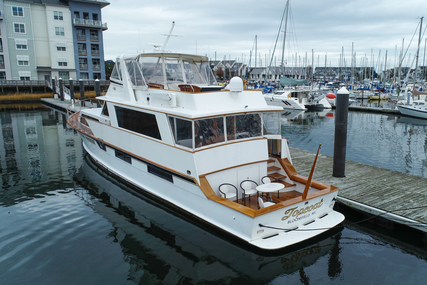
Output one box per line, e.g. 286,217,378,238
415,17,424,83
281,0,290,72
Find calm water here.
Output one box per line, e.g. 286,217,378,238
1,108,427,284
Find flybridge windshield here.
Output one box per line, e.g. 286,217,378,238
116,54,217,89
169,112,281,150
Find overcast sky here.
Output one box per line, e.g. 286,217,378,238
101,0,427,69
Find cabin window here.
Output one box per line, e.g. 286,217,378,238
165,57,184,83
138,56,163,84
262,112,281,135
101,103,109,116
125,59,145,86
194,117,225,147
110,61,121,81
169,116,193,148
115,149,131,164
183,59,206,84
226,113,261,141
148,164,173,183
115,106,161,140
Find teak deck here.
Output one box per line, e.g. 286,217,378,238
289,147,427,233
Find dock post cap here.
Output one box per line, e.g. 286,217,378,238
337,87,349,95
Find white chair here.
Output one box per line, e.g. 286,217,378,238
258,197,275,209
240,180,258,205
218,183,238,201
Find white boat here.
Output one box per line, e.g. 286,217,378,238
264,88,331,111
397,100,427,119
67,48,344,251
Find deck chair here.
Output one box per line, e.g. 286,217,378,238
240,180,258,205
218,183,238,201
258,197,275,209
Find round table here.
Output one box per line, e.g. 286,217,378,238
256,183,284,200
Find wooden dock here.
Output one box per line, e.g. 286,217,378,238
41,97,98,113
289,147,427,234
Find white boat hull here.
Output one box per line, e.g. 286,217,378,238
81,135,344,250
397,105,427,119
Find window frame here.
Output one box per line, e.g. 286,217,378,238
53,11,64,21
13,23,25,34
55,27,65,36
12,6,24,17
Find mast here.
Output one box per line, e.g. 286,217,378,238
281,0,290,73
415,17,424,84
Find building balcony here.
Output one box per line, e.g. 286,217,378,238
79,64,88,70
73,18,108,30
90,35,99,41
78,49,87,55
77,34,86,41
91,50,100,56
93,65,101,71
0,62,5,69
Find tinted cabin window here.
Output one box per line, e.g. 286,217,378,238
115,106,161,140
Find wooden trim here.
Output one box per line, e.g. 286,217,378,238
147,82,164,89
178,84,202,93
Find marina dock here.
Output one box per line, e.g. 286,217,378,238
290,147,427,236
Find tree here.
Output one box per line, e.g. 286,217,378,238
105,60,115,79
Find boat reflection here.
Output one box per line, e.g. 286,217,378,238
75,155,344,283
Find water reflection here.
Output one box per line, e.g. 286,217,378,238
0,109,83,206
75,155,343,284
1,108,427,284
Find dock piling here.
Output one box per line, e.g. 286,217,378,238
79,79,85,107
59,78,64,101
333,87,349,177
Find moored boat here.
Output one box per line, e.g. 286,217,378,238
67,49,344,250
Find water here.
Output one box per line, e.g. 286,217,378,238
1,108,427,284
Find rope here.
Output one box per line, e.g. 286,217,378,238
259,205,427,232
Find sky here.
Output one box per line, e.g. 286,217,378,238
101,0,427,70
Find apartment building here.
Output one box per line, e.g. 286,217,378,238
0,0,109,81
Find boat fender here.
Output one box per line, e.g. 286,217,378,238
287,94,291,98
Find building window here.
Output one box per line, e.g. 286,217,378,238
80,73,89,80
0,39,3,51
90,30,99,41
0,71,6,80
78,43,86,55
77,29,85,40
59,72,69,79
55,27,65,36
57,57,68,67
56,42,66,51
14,23,25,34
91,44,100,56
54,11,63,20
19,71,31,80
17,55,30,66
92,59,101,70
15,39,28,50
74,11,80,19
79,58,88,69
93,73,101,79
92,13,98,21
0,55,4,68
12,6,24,17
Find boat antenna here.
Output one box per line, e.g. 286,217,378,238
159,21,180,52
